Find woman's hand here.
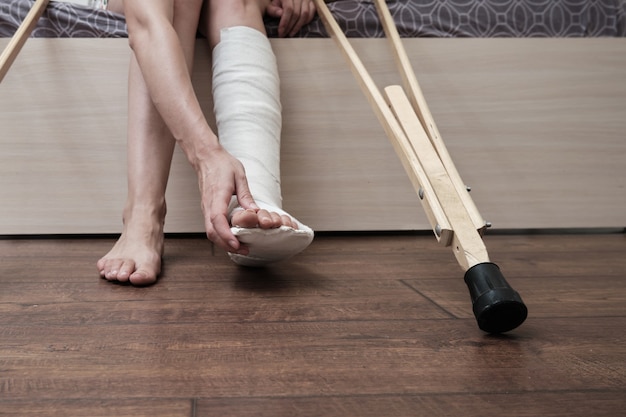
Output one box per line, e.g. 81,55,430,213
266,0,317,37
192,143,259,255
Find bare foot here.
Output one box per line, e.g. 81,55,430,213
97,208,164,286
231,208,299,230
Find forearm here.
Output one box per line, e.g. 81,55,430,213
124,2,218,163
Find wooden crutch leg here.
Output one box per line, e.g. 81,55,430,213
0,0,50,83
386,85,527,333
372,0,486,234
314,0,528,333
312,0,456,246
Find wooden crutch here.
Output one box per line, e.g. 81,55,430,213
313,0,528,333
0,0,50,83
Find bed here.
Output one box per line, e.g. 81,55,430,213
1,0,626,234
2,0,625,38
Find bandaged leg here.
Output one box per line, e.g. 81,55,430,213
212,26,314,267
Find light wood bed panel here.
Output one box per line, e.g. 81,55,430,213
1,38,625,234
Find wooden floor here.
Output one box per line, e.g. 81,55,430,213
1,232,625,416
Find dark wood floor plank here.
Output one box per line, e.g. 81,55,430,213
408,275,626,319
1,233,624,417
0,265,431,304
195,391,626,417
0,234,464,283
0,399,192,417
403,234,626,319
2,318,624,400
0,266,451,326
0,290,449,327
2,234,623,285
475,234,626,279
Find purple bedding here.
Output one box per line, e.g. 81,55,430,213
1,0,625,38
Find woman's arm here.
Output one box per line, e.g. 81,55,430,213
122,0,257,254
123,1,214,153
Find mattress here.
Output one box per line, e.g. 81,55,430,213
1,0,625,38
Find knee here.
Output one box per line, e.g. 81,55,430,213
202,0,270,44
208,0,269,18
175,0,203,11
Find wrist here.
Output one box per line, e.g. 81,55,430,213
178,129,221,170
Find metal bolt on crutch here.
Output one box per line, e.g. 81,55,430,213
314,0,528,333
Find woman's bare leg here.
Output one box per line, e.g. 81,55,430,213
106,0,123,14
97,0,203,285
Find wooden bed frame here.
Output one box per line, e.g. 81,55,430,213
1,37,625,234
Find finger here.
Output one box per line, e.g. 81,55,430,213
289,1,314,37
208,212,249,255
278,0,297,37
234,170,259,211
204,184,244,253
266,4,283,19
309,0,317,16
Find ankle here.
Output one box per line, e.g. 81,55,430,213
122,200,167,228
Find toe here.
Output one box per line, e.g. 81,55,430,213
115,259,136,282
269,212,282,228
103,259,124,281
129,268,158,286
257,209,282,229
280,214,298,230
96,257,106,274
256,209,272,228
232,209,259,228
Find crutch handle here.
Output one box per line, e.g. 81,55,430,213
464,263,528,333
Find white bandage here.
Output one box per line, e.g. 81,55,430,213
212,26,314,266
212,26,281,206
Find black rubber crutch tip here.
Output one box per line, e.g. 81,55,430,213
464,263,528,334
